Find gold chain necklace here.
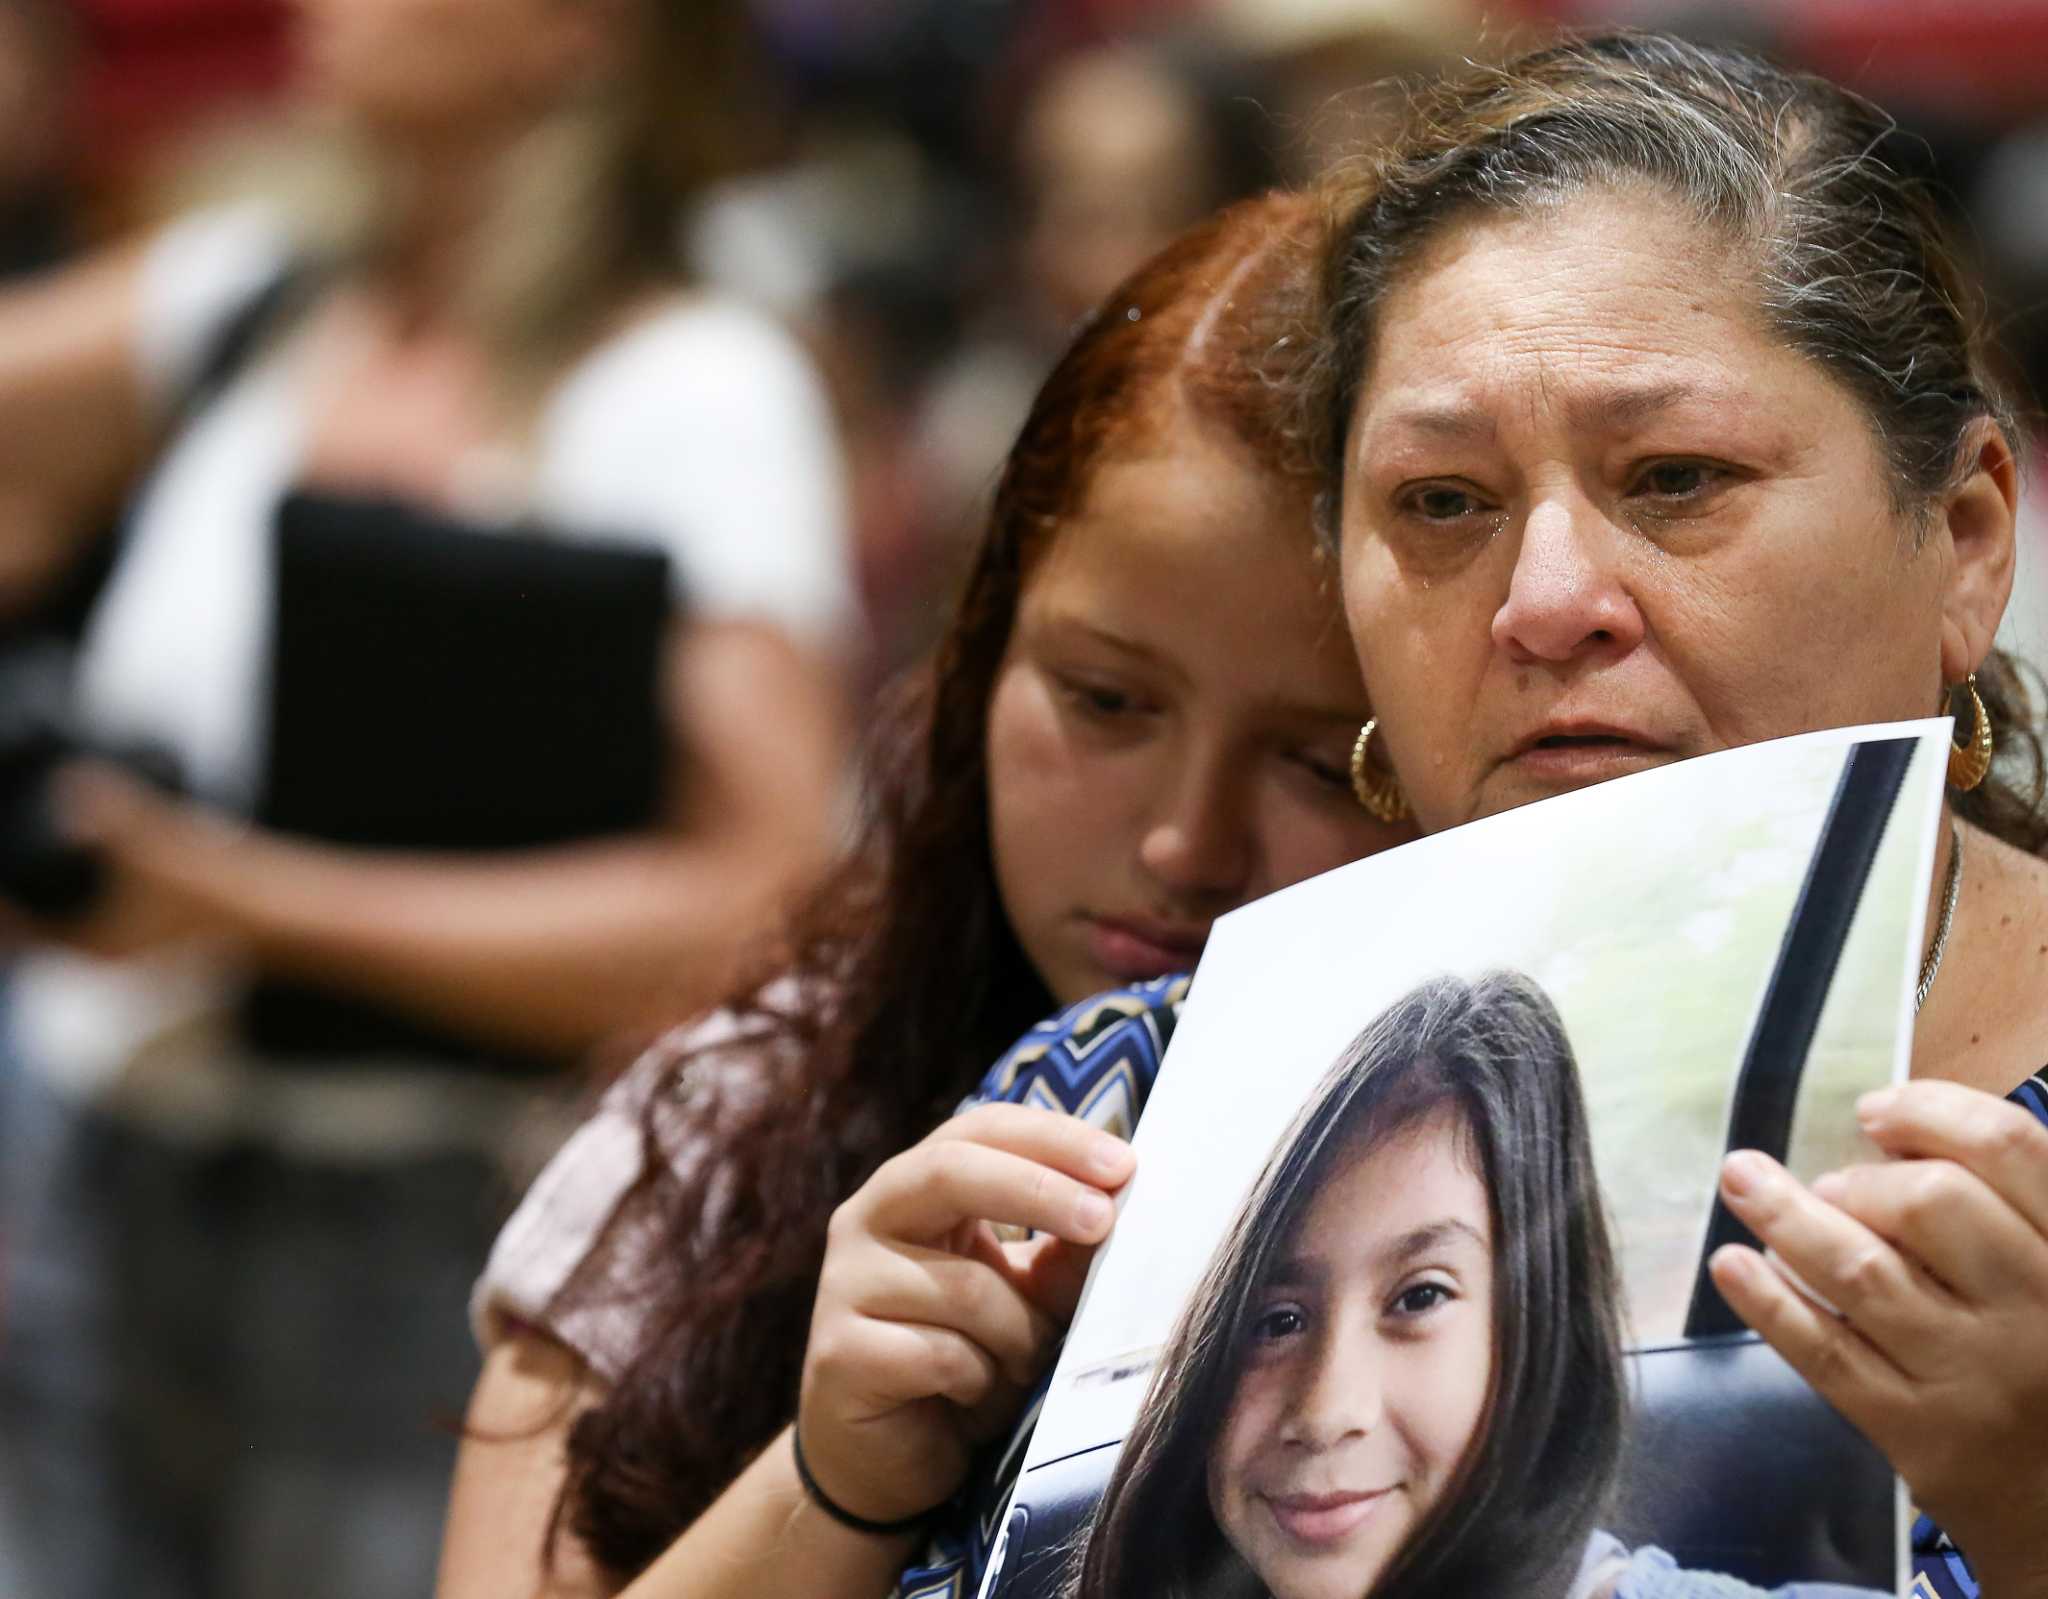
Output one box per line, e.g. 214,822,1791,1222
1915,821,1963,1013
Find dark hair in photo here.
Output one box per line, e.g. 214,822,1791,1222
1310,30,2045,851
554,191,1343,1579
1070,971,1626,1599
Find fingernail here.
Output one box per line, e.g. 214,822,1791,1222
1088,1136,1133,1181
1811,1169,1846,1203
1856,1087,1899,1125
1721,1149,1776,1199
1074,1189,1113,1235
1709,1243,1760,1286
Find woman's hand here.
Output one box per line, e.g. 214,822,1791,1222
5,761,248,959
796,1103,1136,1526
1708,1079,2048,1597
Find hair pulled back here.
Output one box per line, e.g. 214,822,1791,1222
1312,31,2044,849
1073,971,1625,1599
557,191,1339,1579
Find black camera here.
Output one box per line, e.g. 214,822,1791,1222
0,646,178,918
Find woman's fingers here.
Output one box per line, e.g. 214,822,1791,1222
1715,1150,1950,1377
852,1104,1133,1245
1707,1241,1913,1433
1711,1085,2048,1584
1856,1079,2048,1239
1810,1157,2048,1307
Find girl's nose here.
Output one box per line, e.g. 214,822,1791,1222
1136,743,1253,906
1279,1329,1383,1449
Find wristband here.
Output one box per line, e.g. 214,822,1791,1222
790,1426,937,1539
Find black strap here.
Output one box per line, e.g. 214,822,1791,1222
790,1426,938,1539
1683,736,1916,1338
1,255,321,652
181,259,321,418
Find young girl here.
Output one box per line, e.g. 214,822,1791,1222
1070,973,1890,1599
441,191,1416,1596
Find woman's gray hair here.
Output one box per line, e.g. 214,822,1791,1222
1313,31,2045,850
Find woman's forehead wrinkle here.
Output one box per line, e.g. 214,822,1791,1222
1374,403,1497,444
1363,376,1713,453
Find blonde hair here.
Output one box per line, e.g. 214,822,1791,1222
159,0,770,415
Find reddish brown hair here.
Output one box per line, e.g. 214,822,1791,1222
556,191,1338,1578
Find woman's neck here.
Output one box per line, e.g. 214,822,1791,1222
1910,810,2048,1093
362,125,513,330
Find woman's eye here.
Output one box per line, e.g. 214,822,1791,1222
1631,460,1725,502
1400,483,1485,522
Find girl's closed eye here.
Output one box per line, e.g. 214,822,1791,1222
1289,743,1355,796
1052,670,1154,723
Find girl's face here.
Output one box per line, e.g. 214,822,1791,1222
1208,1111,1495,1599
986,430,1415,1008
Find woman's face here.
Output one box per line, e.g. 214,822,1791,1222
295,0,613,137
1208,1111,1494,1599
1338,186,1998,833
987,430,1414,1008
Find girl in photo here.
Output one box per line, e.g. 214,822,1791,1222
1071,972,1886,1599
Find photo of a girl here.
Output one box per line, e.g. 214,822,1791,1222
1062,973,1889,1599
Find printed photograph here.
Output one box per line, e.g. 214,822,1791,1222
982,721,1952,1599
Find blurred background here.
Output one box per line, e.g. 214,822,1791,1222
2,0,2045,1594
33,0,2048,686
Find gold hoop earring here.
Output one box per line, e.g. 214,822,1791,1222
1351,719,1411,823
1947,672,1994,792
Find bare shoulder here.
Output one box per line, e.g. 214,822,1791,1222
435,1332,616,1599
1917,823,2048,1096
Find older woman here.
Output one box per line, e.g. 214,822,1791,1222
1320,32,2048,1599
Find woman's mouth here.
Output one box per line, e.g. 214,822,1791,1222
1506,724,1667,787
1262,1487,1392,1545
1083,915,1208,982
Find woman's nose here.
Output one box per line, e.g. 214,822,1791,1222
1490,493,1644,665
1136,744,1253,906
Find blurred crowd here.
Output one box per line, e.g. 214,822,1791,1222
2,0,2046,1594
17,0,2048,676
